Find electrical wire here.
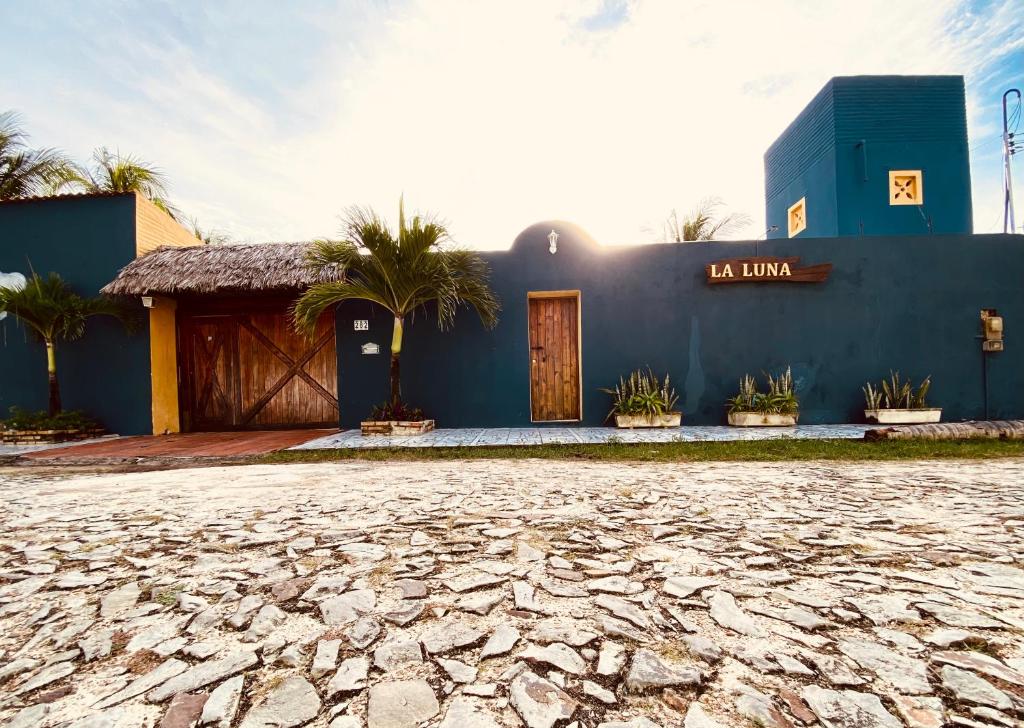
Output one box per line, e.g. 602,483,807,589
970,134,1004,152
1007,95,1021,131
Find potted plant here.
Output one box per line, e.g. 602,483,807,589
601,368,682,428
360,402,435,436
727,367,799,426
0,407,105,444
863,372,940,424
294,199,500,437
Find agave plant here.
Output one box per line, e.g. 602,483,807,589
864,371,932,409
601,368,679,420
727,373,758,413
727,367,799,415
880,370,911,409
911,376,931,408
863,382,884,410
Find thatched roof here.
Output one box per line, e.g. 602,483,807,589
102,242,341,296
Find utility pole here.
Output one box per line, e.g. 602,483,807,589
1004,89,1021,234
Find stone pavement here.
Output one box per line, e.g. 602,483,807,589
1,458,1022,728
293,424,872,449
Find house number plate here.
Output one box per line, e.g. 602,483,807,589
354,319,369,331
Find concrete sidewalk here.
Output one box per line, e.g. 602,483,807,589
291,423,872,449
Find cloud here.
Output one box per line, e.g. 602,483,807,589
1,0,1020,246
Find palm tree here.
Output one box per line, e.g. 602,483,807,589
0,272,132,415
71,147,180,219
661,197,751,242
294,200,500,411
0,111,78,199
188,217,232,245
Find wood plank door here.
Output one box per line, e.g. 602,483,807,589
180,315,240,431
236,311,338,428
179,306,338,431
528,292,581,422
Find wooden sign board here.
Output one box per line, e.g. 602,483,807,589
705,256,831,284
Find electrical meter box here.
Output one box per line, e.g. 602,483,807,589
981,309,1004,352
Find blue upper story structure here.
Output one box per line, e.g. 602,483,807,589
765,75,973,239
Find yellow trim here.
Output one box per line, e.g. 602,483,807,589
528,289,581,299
149,297,180,434
889,170,923,206
527,290,583,423
787,197,807,238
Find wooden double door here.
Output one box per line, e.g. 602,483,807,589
528,292,581,422
178,302,338,431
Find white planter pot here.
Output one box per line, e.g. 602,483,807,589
728,412,798,427
614,413,682,428
864,409,942,424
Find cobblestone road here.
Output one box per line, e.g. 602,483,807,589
1,459,1023,728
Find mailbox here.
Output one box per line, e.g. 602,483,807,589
981,309,1004,352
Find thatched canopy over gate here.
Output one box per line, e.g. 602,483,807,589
102,242,341,296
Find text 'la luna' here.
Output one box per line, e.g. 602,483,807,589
708,262,793,278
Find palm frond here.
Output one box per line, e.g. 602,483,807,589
60,146,179,215
187,217,232,245
662,197,751,242
0,110,78,199
0,271,133,342
292,280,392,335
296,199,500,335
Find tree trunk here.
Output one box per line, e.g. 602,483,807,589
46,339,62,416
865,420,1024,440
390,315,404,409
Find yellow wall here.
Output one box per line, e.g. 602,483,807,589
134,194,195,434
149,297,180,434
134,193,198,256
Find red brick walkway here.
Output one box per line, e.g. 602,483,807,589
22,429,337,459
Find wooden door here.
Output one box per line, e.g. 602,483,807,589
179,306,338,431
180,316,240,430
236,312,338,428
528,292,581,421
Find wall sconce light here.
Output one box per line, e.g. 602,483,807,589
548,229,559,255
141,296,154,308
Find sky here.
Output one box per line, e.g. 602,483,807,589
1,0,1021,248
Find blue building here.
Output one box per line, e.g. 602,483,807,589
2,75,1020,434
765,76,973,239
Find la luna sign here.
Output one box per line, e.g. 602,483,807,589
705,256,832,285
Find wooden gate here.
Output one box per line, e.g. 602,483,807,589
528,291,581,422
179,303,338,431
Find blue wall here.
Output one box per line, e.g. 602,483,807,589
765,81,838,238
0,194,152,435
766,76,972,239
5,199,1017,435
335,223,1023,428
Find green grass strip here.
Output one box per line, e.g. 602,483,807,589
260,438,1024,464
